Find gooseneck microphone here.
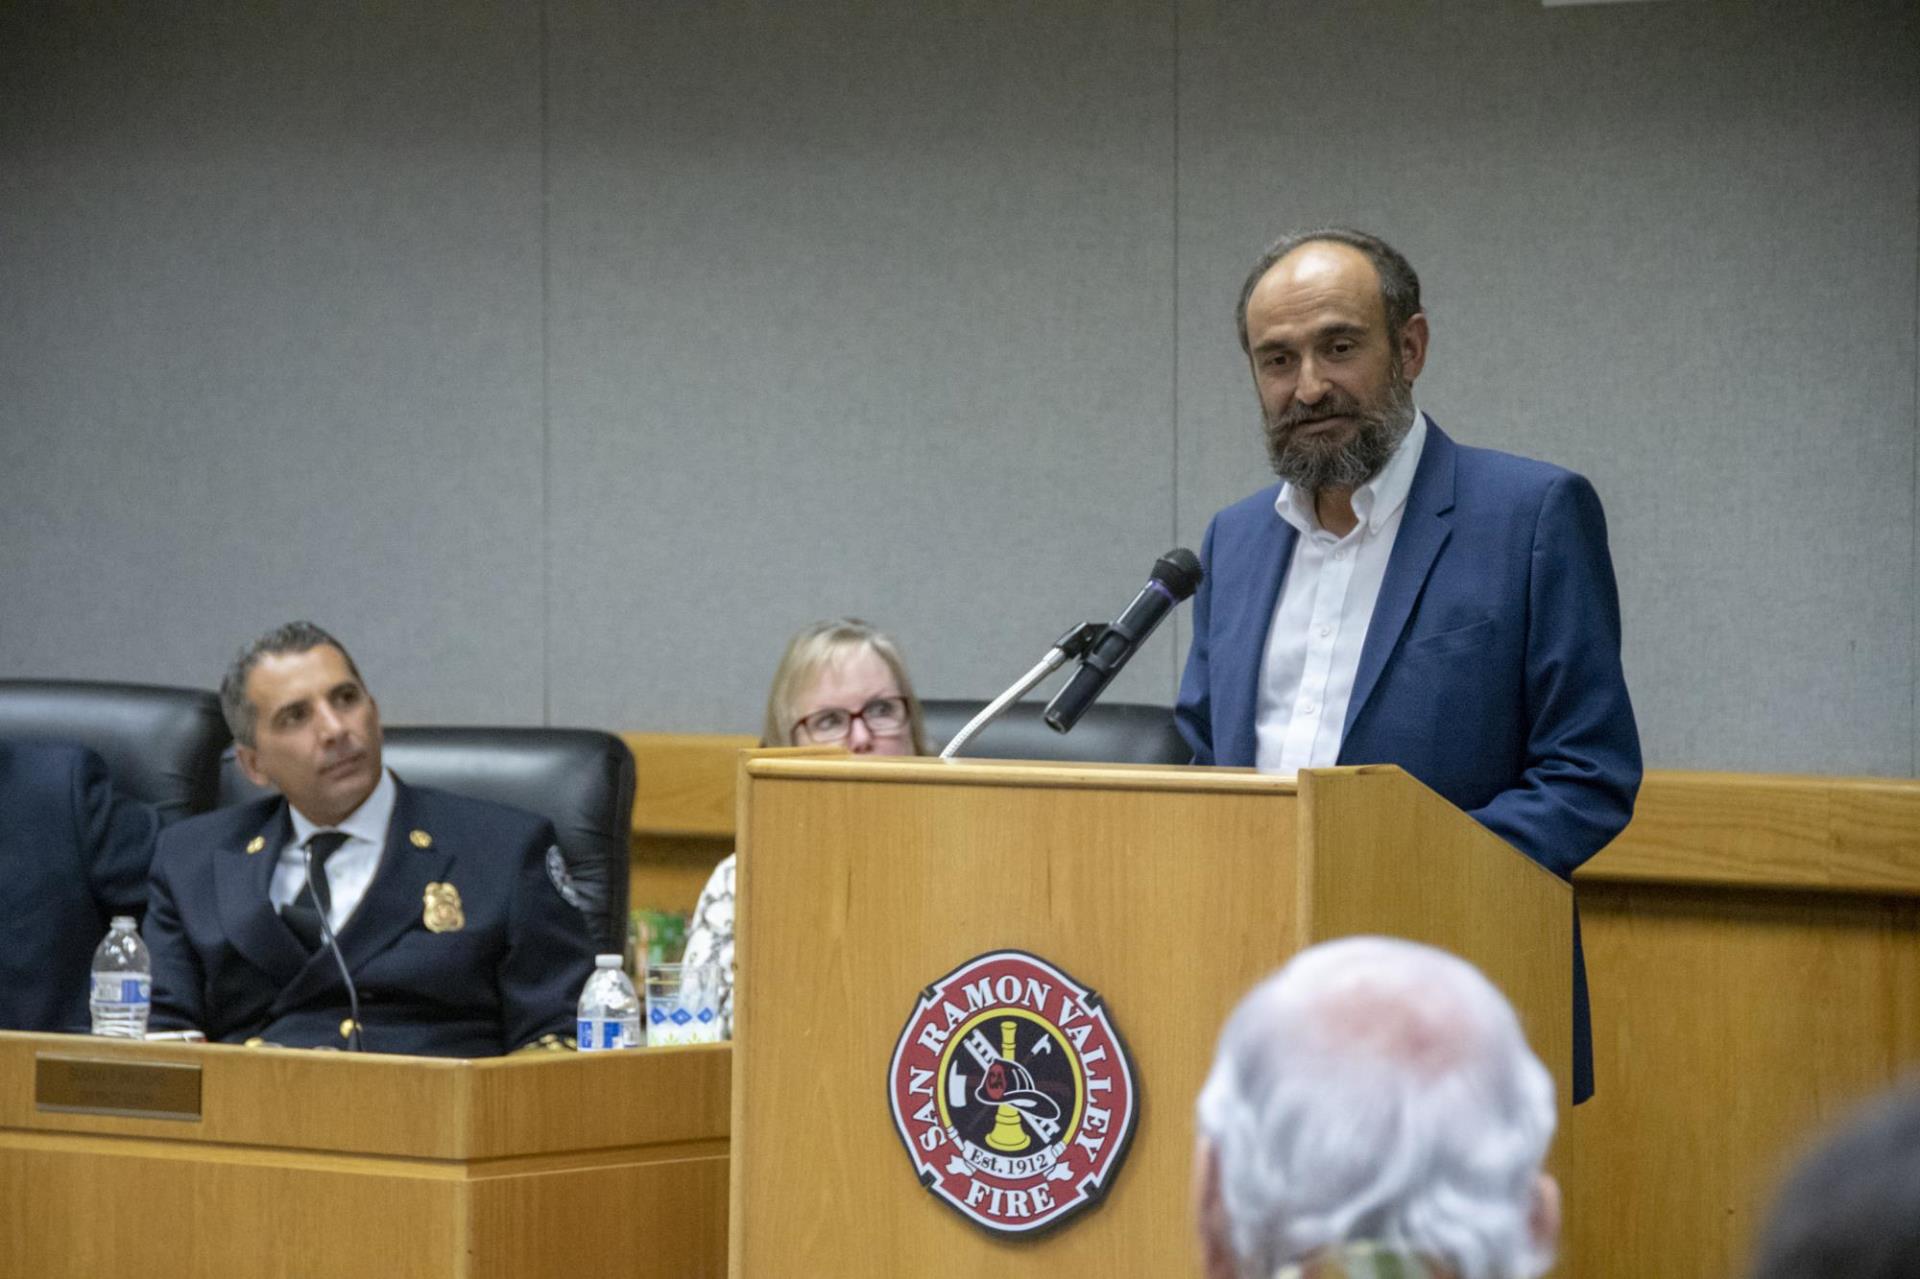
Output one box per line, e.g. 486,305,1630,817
305,847,364,1052
938,622,1106,760
938,548,1204,759
1043,548,1204,734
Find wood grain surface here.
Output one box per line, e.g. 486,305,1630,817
1564,882,1920,1277
1302,766,1574,1105
731,756,1300,1277
595,730,1920,1277
1579,771,1920,895
728,757,1571,1277
624,732,757,839
0,1036,731,1279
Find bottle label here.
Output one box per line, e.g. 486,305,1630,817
577,1017,634,1051
92,974,150,1005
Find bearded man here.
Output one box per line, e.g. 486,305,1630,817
1175,229,1640,1102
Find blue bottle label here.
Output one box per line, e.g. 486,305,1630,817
92,975,150,1004
578,1017,628,1050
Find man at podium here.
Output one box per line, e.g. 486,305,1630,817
1176,229,1640,1100
143,621,592,1054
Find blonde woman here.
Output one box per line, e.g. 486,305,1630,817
681,619,928,1035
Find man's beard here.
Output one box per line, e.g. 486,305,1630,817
1263,365,1416,493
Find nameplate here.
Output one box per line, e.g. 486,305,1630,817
35,1053,203,1122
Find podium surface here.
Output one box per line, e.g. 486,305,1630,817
0,1033,729,1278
730,756,1571,1276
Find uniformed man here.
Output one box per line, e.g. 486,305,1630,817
144,621,592,1054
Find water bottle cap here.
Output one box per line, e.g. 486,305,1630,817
595,954,623,969
111,916,137,930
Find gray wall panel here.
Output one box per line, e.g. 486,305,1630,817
544,1,1179,733
1175,1,1919,775
0,5,550,723
1,2,1914,776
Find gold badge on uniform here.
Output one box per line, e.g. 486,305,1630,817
409,829,433,849
245,836,266,855
422,882,464,933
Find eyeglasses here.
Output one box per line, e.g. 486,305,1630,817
795,696,909,743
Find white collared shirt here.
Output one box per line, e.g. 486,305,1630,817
269,768,398,935
1254,411,1429,775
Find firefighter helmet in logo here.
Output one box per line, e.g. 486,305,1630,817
886,950,1140,1236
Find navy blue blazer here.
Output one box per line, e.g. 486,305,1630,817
1176,422,1641,1099
0,742,160,1032
144,778,593,1056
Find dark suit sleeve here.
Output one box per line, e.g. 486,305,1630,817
497,823,596,1050
1466,472,1642,877
72,748,159,921
142,838,206,1033
1174,514,1220,766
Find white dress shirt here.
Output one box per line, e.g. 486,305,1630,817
269,768,398,935
1254,412,1429,775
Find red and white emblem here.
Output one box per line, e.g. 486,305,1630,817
886,950,1139,1237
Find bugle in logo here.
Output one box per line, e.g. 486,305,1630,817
886,950,1139,1237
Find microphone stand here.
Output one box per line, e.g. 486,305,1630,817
940,622,1105,760
306,848,364,1051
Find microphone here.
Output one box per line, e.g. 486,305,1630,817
1044,547,1203,734
305,847,364,1052
939,622,1105,760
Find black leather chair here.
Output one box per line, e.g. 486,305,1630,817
920,699,1191,765
219,727,635,955
0,679,231,821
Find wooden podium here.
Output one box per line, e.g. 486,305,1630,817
0,1033,730,1278
730,756,1573,1277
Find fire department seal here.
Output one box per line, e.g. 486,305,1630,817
886,950,1139,1237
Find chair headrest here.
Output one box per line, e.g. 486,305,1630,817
0,679,230,819
919,699,1189,765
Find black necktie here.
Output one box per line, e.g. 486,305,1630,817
282,830,350,952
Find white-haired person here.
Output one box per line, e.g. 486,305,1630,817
1194,936,1561,1279
680,619,928,1036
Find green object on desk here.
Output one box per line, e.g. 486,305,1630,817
628,907,688,974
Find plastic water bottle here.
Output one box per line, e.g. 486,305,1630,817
576,954,641,1051
90,916,151,1038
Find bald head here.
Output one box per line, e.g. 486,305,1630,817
1248,241,1392,347
1235,227,1423,355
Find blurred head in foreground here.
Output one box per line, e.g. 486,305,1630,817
1194,936,1559,1279
761,618,927,756
1749,1081,1920,1279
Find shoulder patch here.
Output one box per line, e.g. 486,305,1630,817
546,846,585,909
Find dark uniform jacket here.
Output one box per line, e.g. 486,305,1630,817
144,778,592,1055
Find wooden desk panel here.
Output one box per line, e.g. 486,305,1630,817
622,733,1920,1278
0,1036,730,1279
1562,771,1920,1276
624,732,754,914
1564,881,1920,1277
